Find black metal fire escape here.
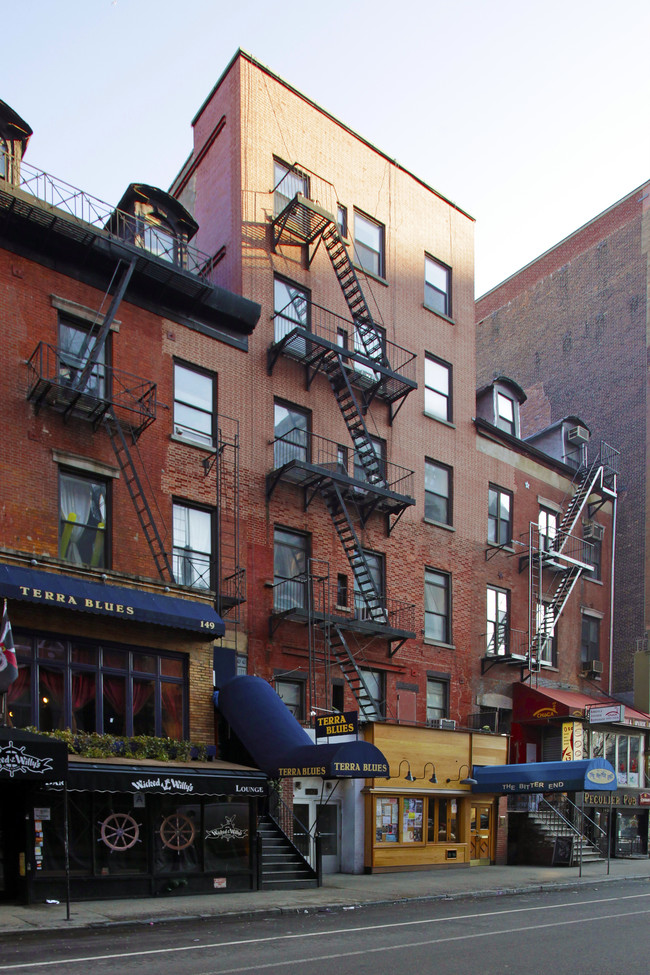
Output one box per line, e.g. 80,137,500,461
270,187,418,713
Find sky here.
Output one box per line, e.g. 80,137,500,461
3,0,649,296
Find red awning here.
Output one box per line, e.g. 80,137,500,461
513,684,650,728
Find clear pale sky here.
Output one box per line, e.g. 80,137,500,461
4,0,649,296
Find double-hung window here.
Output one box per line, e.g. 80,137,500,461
536,602,557,666
273,159,309,216
538,507,558,552
424,255,451,317
426,677,449,721
354,210,385,278
359,668,385,720
353,435,385,485
486,586,509,656
488,485,512,545
273,527,309,611
424,569,451,644
59,471,108,568
174,363,215,447
581,614,601,666
354,549,385,620
172,503,212,589
276,677,305,720
273,400,310,468
425,460,452,525
273,276,309,349
58,316,107,399
424,354,452,422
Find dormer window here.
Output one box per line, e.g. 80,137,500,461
141,219,177,264
496,392,516,436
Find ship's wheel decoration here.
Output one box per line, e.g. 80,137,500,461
159,813,196,851
99,812,141,851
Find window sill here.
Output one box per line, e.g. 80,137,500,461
352,262,389,287
423,303,455,325
423,412,455,429
584,577,604,586
423,639,455,650
170,433,214,452
485,542,515,554
423,518,455,532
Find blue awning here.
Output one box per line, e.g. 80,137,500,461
471,758,617,794
217,676,390,779
0,564,224,635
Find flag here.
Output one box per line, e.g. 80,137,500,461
0,600,18,692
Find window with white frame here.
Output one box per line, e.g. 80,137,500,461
424,255,451,317
424,354,452,422
354,210,385,277
424,569,451,643
425,460,452,525
591,730,645,787
275,677,305,721
486,586,509,656
426,676,449,721
273,159,309,216
172,503,212,589
488,485,512,545
496,392,516,436
536,602,557,666
173,363,215,447
538,507,558,552
273,276,309,347
59,471,108,568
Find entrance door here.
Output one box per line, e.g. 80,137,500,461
470,803,492,864
0,787,28,901
316,803,340,874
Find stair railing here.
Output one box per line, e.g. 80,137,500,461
538,796,608,872
267,788,322,880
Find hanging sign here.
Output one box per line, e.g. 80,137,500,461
315,711,358,740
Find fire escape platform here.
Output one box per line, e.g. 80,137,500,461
271,194,333,247
269,602,416,644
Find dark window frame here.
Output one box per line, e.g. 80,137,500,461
273,525,310,612
58,313,111,401
58,467,110,570
424,568,451,644
424,353,452,423
275,675,306,721
425,458,453,526
488,484,513,546
353,208,385,279
173,359,217,448
486,585,510,656
273,158,310,216
426,675,450,721
581,615,601,665
273,397,311,467
171,498,215,590
424,254,452,317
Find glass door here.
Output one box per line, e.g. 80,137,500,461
316,803,340,874
470,803,492,864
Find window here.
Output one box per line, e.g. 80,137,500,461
337,204,348,238
172,503,212,589
427,677,449,721
591,731,645,788
141,220,177,264
488,485,512,545
9,635,188,739
353,318,385,378
273,159,309,216
58,316,107,399
0,138,7,180
276,678,305,721
273,400,310,467
424,255,451,317
581,614,600,665
359,668,385,720
336,573,348,608
424,569,451,643
354,549,385,620
496,392,516,436
425,460,452,525
173,363,215,447
424,354,452,422
59,471,108,567
353,435,385,485
354,210,385,278
538,507,558,551
273,527,308,611
536,603,557,666
585,536,602,580
273,276,309,347
486,586,509,656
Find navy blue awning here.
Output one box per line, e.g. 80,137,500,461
0,564,224,635
217,676,390,779
471,758,617,794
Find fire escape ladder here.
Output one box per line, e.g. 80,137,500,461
321,224,390,369
103,414,173,582
210,418,245,619
319,481,386,623
322,352,389,489
553,459,603,555
327,624,383,721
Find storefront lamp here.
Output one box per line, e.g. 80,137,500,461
422,762,438,784
446,764,478,786
397,759,415,782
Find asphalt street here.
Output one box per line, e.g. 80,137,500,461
0,879,648,975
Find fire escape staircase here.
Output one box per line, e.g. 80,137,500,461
524,450,618,676
327,625,384,722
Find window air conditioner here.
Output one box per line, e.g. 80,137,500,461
568,425,590,444
583,522,605,541
589,659,604,675
427,718,456,730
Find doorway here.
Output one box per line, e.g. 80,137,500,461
470,802,492,864
292,800,341,873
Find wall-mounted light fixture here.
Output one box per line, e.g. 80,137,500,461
446,763,478,786
421,762,438,784
396,759,415,782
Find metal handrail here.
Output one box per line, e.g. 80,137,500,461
268,788,320,875
484,626,528,657
270,428,415,497
272,575,415,633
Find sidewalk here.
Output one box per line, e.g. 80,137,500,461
1,858,649,936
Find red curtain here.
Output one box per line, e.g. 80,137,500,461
161,683,182,740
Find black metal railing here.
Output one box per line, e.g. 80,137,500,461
268,789,322,878
484,626,527,658
272,576,415,633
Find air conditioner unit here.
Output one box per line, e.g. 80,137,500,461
568,425,590,444
583,522,605,541
589,659,604,675
427,718,456,730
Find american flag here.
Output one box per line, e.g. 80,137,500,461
0,600,18,692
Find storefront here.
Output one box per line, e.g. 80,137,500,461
362,722,508,872
583,790,650,858
1,737,267,904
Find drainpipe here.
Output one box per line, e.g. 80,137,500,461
608,490,617,696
